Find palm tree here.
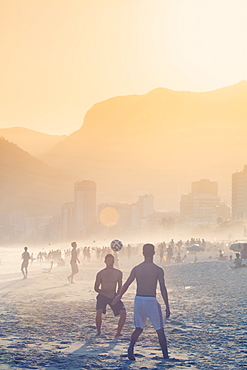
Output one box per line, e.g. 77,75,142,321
160,216,175,239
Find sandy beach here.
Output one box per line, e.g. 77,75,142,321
0,246,246,370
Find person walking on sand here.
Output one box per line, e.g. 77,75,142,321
21,247,31,279
67,241,80,284
94,253,126,337
112,243,170,360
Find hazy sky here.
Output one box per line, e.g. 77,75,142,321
1,0,247,135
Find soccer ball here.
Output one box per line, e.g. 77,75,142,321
110,239,123,252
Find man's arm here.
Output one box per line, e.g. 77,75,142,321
94,272,102,294
158,269,170,318
76,250,80,263
116,271,123,295
112,267,136,305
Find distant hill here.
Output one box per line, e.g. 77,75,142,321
0,138,76,216
40,82,247,209
0,127,67,157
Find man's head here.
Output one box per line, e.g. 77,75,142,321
24,247,28,251
104,253,115,267
71,241,77,248
143,243,155,258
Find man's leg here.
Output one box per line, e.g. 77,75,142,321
128,327,143,360
96,309,103,336
70,273,75,283
116,309,126,337
156,328,169,359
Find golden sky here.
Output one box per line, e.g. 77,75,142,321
1,0,247,135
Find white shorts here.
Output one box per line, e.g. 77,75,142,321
134,296,164,331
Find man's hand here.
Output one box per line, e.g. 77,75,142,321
111,295,121,305
165,307,171,319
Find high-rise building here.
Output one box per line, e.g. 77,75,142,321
180,179,221,224
232,166,247,221
138,194,154,218
191,179,218,196
74,180,97,239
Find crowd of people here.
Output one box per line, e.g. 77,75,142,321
19,236,247,361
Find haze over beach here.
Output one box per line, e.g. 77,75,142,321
1,1,247,369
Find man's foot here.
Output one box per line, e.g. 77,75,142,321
67,276,71,282
127,345,135,360
115,333,122,338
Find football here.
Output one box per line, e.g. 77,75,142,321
110,239,123,252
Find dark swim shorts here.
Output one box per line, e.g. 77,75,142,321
96,294,125,316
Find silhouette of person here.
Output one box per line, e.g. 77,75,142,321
21,247,31,279
94,254,126,337
166,245,173,263
234,253,242,268
67,241,80,283
112,243,170,360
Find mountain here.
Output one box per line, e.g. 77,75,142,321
38,82,247,209
0,138,76,216
0,127,67,157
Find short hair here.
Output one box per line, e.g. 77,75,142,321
105,253,114,261
143,243,155,257
71,241,77,247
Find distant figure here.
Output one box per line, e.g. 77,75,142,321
166,245,173,263
94,254,126,337
159,243,165,264
67,242,80,283
234,253,242,268
21,247,31,279
219,250,224,259
175,253,182,263
182,253,187,262
112,243,170,360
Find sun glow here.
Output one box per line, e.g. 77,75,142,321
162,0,247,91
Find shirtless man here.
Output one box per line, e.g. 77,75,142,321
67,241,80,284
21,247,31,279
112,243,170,360
94,254,126,337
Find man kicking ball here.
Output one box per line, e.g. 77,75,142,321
94,254,126,337
112,243,170,360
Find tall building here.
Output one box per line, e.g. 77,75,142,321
180,179,221,224
74,180,97,239
191,179,218,196
130,194,154,230
232,166,247,221
138,194,154,218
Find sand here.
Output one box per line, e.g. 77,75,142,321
0,247,246,370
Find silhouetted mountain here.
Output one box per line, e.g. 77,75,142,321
39,81,247,209
0,127,66,157
0,138,76,216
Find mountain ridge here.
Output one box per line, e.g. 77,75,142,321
0,138,76,216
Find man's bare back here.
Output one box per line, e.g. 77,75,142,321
133,261,164,297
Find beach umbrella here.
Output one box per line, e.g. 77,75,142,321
229,242,246,252
186,244,205,252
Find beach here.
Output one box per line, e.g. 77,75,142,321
0,246,246,370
